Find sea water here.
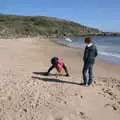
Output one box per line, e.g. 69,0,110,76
57,36,120,65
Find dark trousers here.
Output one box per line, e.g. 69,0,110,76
82,62,94,85
48,64,69,75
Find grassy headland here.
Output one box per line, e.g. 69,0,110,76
0,14,103,38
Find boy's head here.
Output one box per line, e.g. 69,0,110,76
56,59,64,73
84,37,92,44
56,64,62,73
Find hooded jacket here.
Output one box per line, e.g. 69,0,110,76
83,44,98,64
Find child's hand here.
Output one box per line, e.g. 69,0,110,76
44,72,49,76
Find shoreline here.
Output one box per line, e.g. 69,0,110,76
54,36,120,66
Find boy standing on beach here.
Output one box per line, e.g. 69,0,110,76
82,37,98,86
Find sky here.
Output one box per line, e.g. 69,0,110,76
0,0,120,32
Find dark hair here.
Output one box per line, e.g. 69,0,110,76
84,37,92,43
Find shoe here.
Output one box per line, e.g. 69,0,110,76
79,83,85,86
65,74,70,77
88,83,92,86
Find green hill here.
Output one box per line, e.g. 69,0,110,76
0,14,102,38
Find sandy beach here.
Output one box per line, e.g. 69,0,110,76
0,37,120,120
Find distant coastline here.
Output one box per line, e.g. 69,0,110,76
101,32,120,37
46,32,120,39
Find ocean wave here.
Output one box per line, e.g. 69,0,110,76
99,51,120,58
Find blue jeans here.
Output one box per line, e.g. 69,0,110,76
82,62,94,85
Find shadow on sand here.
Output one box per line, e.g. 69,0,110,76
32,72,66,77
32,76,84,86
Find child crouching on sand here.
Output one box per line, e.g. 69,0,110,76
46,57,70,77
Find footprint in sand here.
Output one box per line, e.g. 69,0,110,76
8,96,12,101
56,116,69,120
55,117,63,120
104,103,119,111
47,115,69,120
112,104,118,111
117,101,120,105
77,112,89,120
23,108,27,113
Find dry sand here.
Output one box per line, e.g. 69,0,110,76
0,37,120,120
